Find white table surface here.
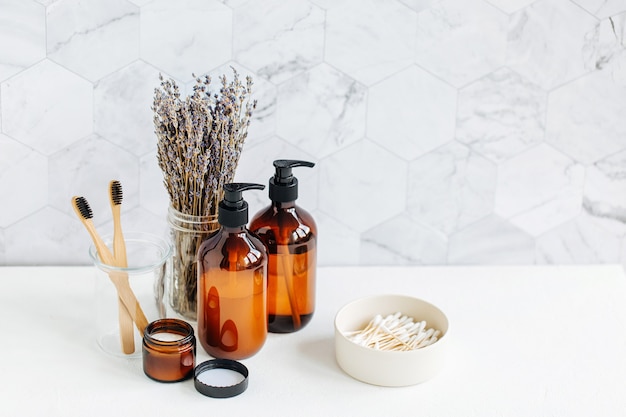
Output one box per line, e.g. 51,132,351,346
1,265,626,416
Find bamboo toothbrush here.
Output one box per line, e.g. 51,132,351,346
109,181,126,264
108,180,134,354
71,196,148,335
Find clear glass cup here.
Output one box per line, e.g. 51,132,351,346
89,232,172,358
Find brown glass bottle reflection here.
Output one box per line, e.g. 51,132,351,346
251,201,316,333
250,160,317,333
197,183,268,360
198,227,267,359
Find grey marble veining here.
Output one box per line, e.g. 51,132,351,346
277,63,367,158
507,0,598,90
407,141,496,235
456,68,547,163
47,0,139,82
233,0,325,84
415,0,508,88
448,215,535,264
536,211,623,264
1,0,626,268
0,133,48,228
325,0,417,86
94,61,160,156
495,144,585,237
361,214,448,265
319,139,408,233
368,65,456,160
0,1,45,82
583,150,626,231
140,0,232,81
1,60,93,156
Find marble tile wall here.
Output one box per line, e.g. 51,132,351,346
1,0,625,267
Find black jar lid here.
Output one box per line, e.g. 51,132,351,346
194,359,249,398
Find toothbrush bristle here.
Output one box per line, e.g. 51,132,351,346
110,180,123,205
74,196,93,220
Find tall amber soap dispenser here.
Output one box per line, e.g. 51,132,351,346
250,160,317,333
197,183,268,360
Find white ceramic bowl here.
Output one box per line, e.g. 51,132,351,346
334,294,449,387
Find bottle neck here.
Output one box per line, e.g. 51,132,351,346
222,224,247,233
273,200,296,209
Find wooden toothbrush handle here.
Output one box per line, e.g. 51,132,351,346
118,297,135,354
111,208,134,352
108,271,149,334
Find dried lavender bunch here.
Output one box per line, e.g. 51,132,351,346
153,69,256,217
153,69,256,319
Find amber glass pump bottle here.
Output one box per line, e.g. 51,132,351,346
197,183,268,360
250,160,317,333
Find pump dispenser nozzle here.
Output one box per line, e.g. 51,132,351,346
219,183,265,227
269,160,315,202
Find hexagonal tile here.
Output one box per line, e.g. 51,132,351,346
361,214,448,265
583,150,626,235
368,65,456,161
398,0,439,13
1,59,93,155
572,0,626,19
486,0,537,13
47,0,139,82
0,0,45,82
536,212,623,264
507,0,597,90
546,65,626,165
100,206,168,244
315,211,360,266
48,134,139,222
318,140,407,233
4,207,88,265
218,0,249,8
407,141,496,235
0,134,47,227
139,150,170,219
495,144,585,236
277,63,367,159
140,0,232,81
201,62,278,145
448,215,534,264
308,0,336,7
246,79,277,145
234,136,318,216
126,0,152,5
233,0,324,84
325,0,417,85
94,61,161,156
585,12,626,75
456,68,547,162
415,0,507,87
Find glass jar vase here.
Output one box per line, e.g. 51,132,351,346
167,206,219,320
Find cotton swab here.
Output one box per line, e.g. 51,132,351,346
344,312,440,351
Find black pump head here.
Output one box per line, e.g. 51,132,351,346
269,159,315,202
219,183,265,227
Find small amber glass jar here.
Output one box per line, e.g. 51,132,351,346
142,319,196,382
